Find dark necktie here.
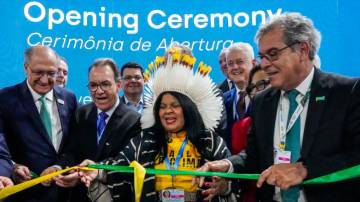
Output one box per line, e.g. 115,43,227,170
229,81,235,90
97,112,108,144
39,96,52,139
281,89,300,202
236,91,246,120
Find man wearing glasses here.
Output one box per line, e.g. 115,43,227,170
119,62,145,114
0,45,77,202
46,58,141,202
196,12,360,202
222,42,255,152
55,56,69,88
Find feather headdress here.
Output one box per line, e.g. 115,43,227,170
141,48,223,131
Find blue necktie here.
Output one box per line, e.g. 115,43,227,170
281,89,300,202
97,112,108,144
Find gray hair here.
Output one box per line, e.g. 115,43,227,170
255,12,321,60
219,48,228,57
226,42,254,61
24,45,58,65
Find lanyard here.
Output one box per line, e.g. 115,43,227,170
279,89,310,150
164,137,188,171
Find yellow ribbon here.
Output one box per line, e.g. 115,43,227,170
129,161,146,202
0,162,146,201
1,167,70,199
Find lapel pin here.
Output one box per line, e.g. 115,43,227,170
315,96,325,102
57,98,65,105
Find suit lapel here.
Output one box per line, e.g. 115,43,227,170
54,87,68,151
262,88,280,166
19,81,54,146
301,69,329,157
96,104,124,160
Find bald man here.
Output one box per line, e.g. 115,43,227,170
0,45,77,202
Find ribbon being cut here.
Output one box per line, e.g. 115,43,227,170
1,162,360,201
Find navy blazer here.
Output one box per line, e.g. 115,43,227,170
229,68,360,202
0,132,12,177
0,80,77,202
223,88,251,150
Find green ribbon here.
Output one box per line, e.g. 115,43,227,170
89,164,259,180
88,163,360,184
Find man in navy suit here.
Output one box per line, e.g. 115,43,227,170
0,133,12,178
223,42,255,151
196,13,360,202
0,45,77,202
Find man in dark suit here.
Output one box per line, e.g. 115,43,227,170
0,45,77,202
0,133,12,177
119,62,145,114
218,48,234,93
43,58,141,202
196,12,360,202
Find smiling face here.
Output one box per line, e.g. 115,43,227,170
159,93,185,133
89,65,120,111
226,49,253,90
24,46,58,95
121,67,144,97
258,28,308,91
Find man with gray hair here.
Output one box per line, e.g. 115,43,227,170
223,42,255,151
196,12,360,202
218,48,234,93
55,56,69,88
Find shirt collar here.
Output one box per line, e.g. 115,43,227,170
124,95,143,106
97,97,120,118
281,67,314,96
26,79,54,102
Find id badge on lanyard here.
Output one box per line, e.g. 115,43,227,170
276,90,309,164
161,137,188,202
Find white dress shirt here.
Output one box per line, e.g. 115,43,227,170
273,68,314,202
27,81,63,152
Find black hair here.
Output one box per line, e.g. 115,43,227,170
151,91,206,156
120,62,144,77
88,58,119,82
246,64,262,95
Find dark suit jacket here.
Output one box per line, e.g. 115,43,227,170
0,80,77,202
218,79,230,93
223,89,251,151
229,68,360,202
58,101,141,202
0,132,12,177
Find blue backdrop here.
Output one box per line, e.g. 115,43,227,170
1,0,359,104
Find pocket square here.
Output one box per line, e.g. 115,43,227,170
315,96,325,102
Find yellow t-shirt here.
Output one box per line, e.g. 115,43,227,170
154,132,201,192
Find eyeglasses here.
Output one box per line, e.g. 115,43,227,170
87,81,113,92
247,79,270,93
28,67,57,78
256,41,300,63
122,75,143,81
